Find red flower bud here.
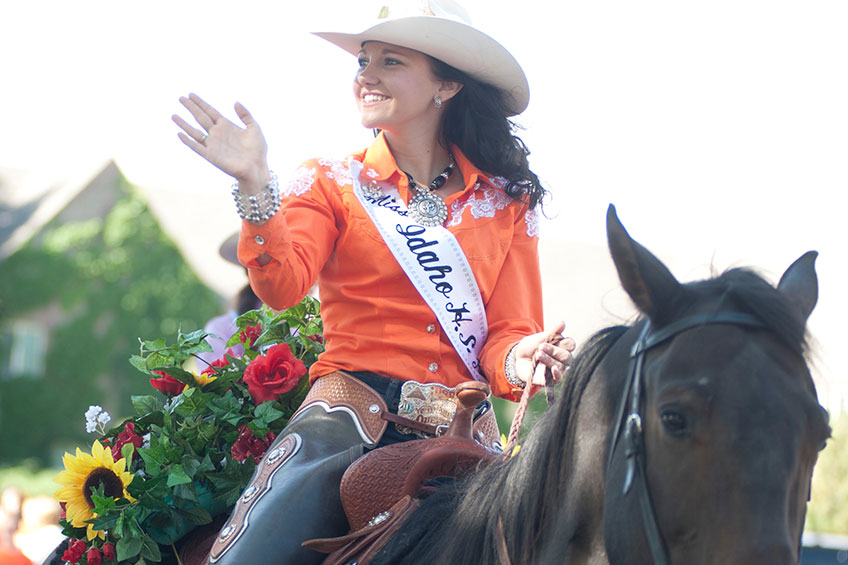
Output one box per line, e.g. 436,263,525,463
110,421,143,461
87,546,102,565
150,370,185,396
101,542,116,560
62,538,87,562
307,334,324,344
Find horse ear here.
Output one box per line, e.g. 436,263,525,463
606,205,681,321
777,251,818,322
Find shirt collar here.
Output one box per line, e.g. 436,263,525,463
356,131,500,193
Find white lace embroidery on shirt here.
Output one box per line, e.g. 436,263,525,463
318,159,354,187
524,207,540,238
446,184,512,227
284,166,317,197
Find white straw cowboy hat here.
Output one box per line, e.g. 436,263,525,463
313,0,529,115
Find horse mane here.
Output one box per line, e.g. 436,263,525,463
374,326,629,564
374,266,810,565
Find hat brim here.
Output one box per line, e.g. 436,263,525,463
313,17,528,115
219,232,241,266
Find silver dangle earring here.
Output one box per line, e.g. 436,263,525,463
434,95,443,108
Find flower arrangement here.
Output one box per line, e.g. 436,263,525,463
53,297,323,564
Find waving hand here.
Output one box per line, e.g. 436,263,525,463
172,93,270,194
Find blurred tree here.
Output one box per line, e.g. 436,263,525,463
806,412,848,535
0,173,220,465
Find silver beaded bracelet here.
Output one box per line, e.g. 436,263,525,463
504,345,525,387
232,171,280,224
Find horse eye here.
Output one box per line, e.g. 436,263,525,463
660,410,688,435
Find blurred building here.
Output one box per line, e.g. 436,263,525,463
0,162,221,465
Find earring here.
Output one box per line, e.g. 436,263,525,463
434,95,443,108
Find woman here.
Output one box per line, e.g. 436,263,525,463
173,1,574,562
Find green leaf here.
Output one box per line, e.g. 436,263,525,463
253,401,284,426
166,464,192,487
132,395,164,416
121,442,136,462
172,482,199,504
129,354,149,373
138,443,166,476
174,386,209,417
159,366,196,386
181,455,202,479
90,512,119,532
208,390,247,427
182,505,213,525
140,535,162,561
207,459,257,506
116,536,143,561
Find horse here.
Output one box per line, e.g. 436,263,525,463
45,205,831,564
366,205,830,564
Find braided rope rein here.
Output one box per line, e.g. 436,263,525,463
502,334,562,459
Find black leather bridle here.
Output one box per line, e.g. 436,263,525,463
606,312,765,565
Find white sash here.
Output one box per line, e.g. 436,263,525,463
349,159,488,382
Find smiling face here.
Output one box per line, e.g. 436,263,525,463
353,41,451,134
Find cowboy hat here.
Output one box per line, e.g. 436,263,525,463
313,0,529,115
218,232,240,265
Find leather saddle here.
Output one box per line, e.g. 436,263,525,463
303,381,501,564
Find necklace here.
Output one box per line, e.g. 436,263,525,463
404,158,454,227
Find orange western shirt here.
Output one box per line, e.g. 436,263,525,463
238,133,543,400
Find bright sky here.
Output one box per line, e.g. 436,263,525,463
2,0,846,407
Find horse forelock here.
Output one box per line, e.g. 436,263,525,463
686,267,809,361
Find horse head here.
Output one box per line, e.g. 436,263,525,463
602,205,830,564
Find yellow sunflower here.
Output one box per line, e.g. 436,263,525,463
54,440,135,540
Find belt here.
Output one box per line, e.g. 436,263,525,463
294,372,502,450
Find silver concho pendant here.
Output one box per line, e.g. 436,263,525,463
408,191,448,227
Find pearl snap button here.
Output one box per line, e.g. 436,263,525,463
254,235,265,245
426,324,436,334
428,363,439,372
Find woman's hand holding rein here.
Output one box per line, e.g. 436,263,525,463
172,93,271,195
511,321,576,387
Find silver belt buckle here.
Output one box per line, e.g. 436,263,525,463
396,381,458,438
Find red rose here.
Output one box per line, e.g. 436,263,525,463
110,421,143,461
150,370,184,396
230,425,277,461
242,343,306,404
101,542,116,560
87,546,101,565
239,324,262,348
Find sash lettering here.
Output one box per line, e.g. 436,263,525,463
351,159,488,382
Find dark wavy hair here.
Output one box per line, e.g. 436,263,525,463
430,58,547,209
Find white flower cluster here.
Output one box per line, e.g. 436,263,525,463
84,405,111,433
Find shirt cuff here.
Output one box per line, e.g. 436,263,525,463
237,213,290,269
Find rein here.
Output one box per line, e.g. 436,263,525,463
606,312,764,565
